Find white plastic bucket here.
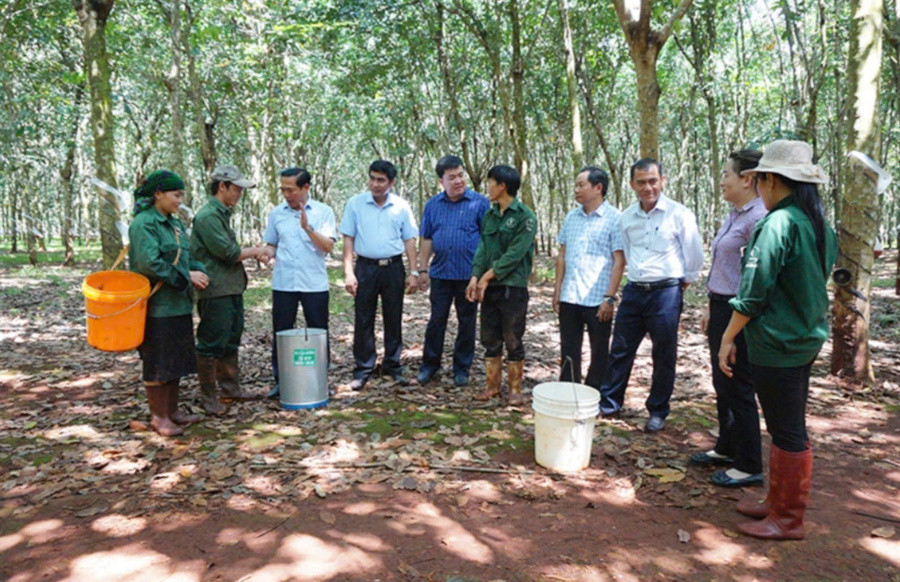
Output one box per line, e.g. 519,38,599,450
532,382,600,472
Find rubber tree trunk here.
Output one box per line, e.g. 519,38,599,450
73,0,123,268
831,0,884,383
612,0,694,160
557,0,583,172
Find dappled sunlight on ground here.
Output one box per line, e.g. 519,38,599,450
64,543,205,582
3,257,900,579
251,533,384,580
859,536,900,568
90,514,148,537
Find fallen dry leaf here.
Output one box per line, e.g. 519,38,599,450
129,420,148,432
677,529,691,543
319,511,336,525
871,526,895,538
644,468,685,483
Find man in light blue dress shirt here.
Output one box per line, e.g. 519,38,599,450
261,168,337,399
553,166,625,390
340,160,419,390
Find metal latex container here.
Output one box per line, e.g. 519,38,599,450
276,328,329,410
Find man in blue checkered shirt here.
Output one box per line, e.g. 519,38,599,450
552,166,625,390
416,155,490,387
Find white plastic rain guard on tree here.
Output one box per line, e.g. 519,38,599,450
532,377,600,472
276,328,328,410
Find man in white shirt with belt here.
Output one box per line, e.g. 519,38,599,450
600,158,704,432
262,167,337,399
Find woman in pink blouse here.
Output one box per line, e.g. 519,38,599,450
689,150,767,487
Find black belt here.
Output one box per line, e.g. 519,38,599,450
628,278,681,291
357,254,402,267
708,292,736,302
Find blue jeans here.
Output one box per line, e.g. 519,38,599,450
421,278,477,376
600,282,683,417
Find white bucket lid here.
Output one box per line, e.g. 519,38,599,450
532,382,600,420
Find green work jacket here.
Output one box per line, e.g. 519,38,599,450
128,207,206,318
729,195,838,367
190,197,247,299
471,198,536,288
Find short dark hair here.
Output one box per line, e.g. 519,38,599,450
435,155,464,178
210,180,232,196
579,165,609,196
280,167,311,188
630,158,663,180
487,164,520,197
727,149,762,174
369,159,397,181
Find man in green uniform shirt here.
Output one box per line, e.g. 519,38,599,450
191,165,267,413
466,164,536,405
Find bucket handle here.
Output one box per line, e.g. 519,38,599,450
86,296,146,319
560,356,585,422
98,228,182,310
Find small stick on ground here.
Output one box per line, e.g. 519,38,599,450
851,509,900,525
256,515,292,538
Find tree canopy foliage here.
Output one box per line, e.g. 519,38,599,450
1,0,898,260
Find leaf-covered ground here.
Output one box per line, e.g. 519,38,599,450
1,251,899,581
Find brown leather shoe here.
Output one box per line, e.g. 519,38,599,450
507,360,526,406
474,357,503,401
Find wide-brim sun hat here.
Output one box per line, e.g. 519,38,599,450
741,139,829,184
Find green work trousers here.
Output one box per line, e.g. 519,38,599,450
196,295,244,359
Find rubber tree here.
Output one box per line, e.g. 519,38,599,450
611,0,695,159
831,0,885,383
72,0,123,267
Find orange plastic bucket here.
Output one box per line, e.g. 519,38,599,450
82,270,151,351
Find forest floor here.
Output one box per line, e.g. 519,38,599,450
1,247,899,582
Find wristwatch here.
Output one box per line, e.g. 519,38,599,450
603,295,617,305
410,270,420,277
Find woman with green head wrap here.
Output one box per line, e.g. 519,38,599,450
128,170,209,436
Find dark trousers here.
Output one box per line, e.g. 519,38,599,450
753,360,815,453
196,295,244,359
600,283,682,418
353,260,405,380
708,298,762,473
271,290,330,384
481,286,528,361
422,278,478,376
559,302,612,389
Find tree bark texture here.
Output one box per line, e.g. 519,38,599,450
557,0,583,172
183,3,217,177
831,0,884,383
73,0,123,268
612,0,694,160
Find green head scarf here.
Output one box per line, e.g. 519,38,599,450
132,170,185,216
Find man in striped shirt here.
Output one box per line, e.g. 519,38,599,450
416,156,490,387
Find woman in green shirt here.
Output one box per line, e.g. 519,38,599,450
129,171,209,436
718,141,837,540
